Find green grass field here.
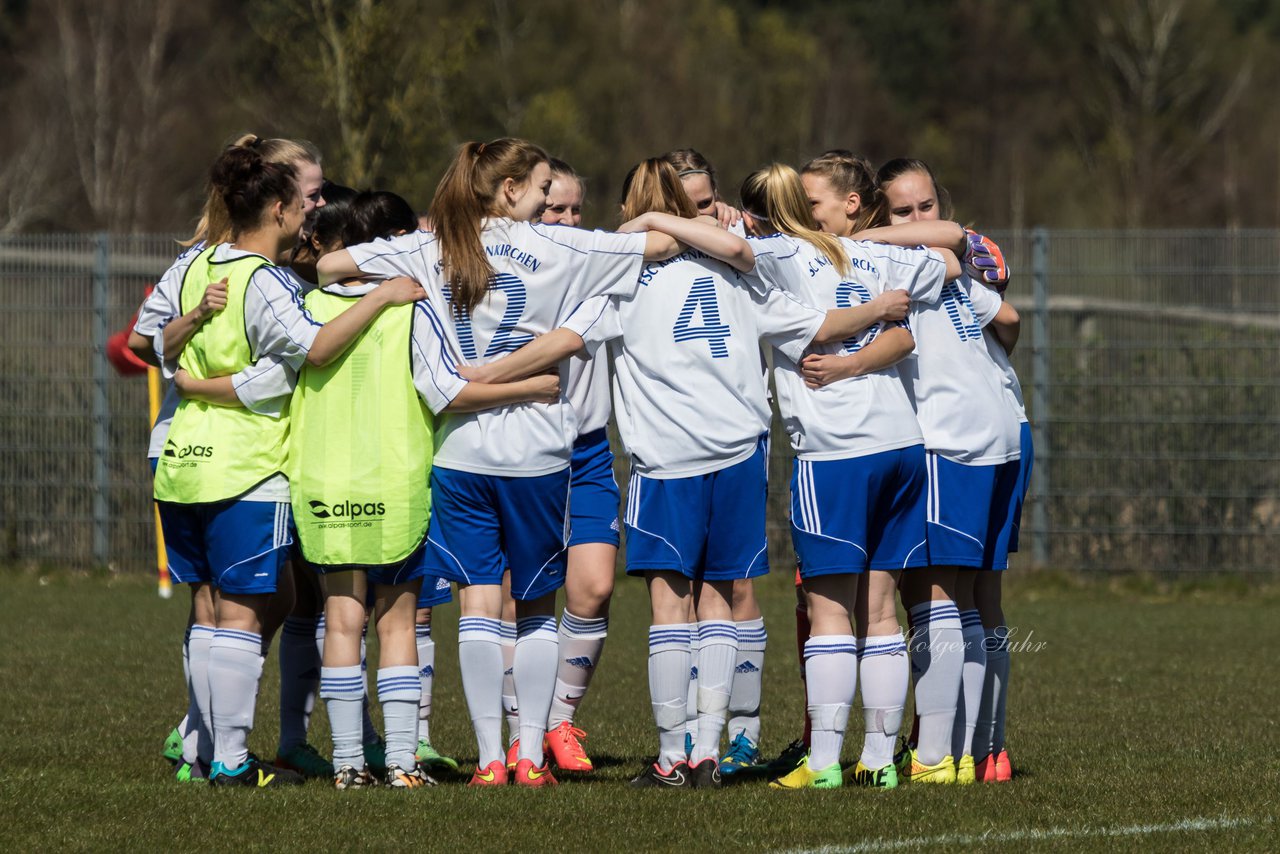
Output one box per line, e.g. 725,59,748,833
1,568,1277,852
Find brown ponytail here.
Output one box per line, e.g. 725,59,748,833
183,133,321,247
427,138,549,315
740,164,851,277
208,146,299,236
619,158,698,222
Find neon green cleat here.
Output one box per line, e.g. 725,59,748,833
415,739,459,774
903,750,957,784
956,754,976,785
163,727,183,765
843,760,899,789
769,757,842,790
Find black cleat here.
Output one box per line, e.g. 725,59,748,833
688,757,722,789
630,761,691,788
209,756,304,788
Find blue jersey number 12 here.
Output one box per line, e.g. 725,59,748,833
672,276,732,358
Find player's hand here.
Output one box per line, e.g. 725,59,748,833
376,276,427,305
174,368,193,395
800,353,860,388
616,212,652,233
963,229,1010,289
523,370,561,404
197,279,228,320
712,201,743,229
871,289,910,322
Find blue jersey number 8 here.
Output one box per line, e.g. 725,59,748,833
672,276,732,358
835,281,880,352
446,273,534,361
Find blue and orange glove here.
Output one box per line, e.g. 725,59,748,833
963,229,1010,291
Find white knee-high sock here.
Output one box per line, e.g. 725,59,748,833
648,624,692,771
183,624,216,765
320,664,365,771
458,617,506,767
515,615,559,765
804,635,857,770
907,600,963,766
416,623,435,742
692,620,737,764
727,617,766,745
209,628,265,771
547,610,608,728
857,631,908,770
500,620,518,747
979,625,1011,756
952,609,987,760
377,665,421,770
684,632,701,745
278,615,320,754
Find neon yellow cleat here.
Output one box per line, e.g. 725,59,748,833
843,760,899,789
903,750,957,784
956,754,976,784
769,757,842,790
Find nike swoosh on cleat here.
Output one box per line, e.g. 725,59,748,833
257,771,275,787
526,767,546,780
659,769,686,786
475,769,496,783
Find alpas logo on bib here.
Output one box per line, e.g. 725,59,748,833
308,499,386,520
163,439,213,459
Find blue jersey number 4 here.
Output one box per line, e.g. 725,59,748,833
672,276,732,358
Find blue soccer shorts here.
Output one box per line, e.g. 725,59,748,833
624,437,769,581
791,444,929,577
568,428,621,548
925,452,1021,570
423,466,570,601
157,499,292,594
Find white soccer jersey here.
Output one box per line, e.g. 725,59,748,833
561,295,612,435
347,220,646,476
748,235,948,461
984,326,1027,423
579,250,825,479
902,274,1021,464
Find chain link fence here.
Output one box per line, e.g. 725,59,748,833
2,231,1277,573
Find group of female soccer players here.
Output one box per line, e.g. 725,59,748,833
130,132,1027,791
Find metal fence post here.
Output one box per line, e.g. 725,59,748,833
91,232,110,568
1031,228,1050,567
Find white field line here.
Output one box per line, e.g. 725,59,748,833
779,814,1273,854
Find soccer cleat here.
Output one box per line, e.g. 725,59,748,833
770,757,842,790
469,759,509,787
995,749,1012,782
274,742,333,780
505,738,520,772
688,757,723,789
415,739,459,774
334,764,378,790
364,738,388,777
893,739,914,778
719,731,760,777
630,761,691,788
174,760,209,783
385,762,436,788
974,753,997,783
843,761,899,789
163,727,184,765
545,722,593,773
209,756,304,788
513,758,558,787
902,750,957,784
765,738,809,776
956,754,976,785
